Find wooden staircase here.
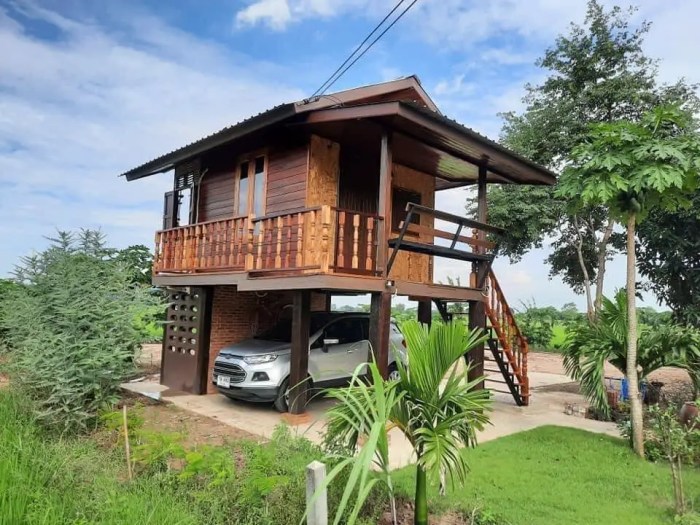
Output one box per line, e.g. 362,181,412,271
482,270,529,406
387,203,529,406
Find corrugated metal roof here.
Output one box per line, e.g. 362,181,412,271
121,76,440,181
120,76,556,185
402,102,558,183
121,103,296,181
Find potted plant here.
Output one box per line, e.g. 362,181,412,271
679,400,698,429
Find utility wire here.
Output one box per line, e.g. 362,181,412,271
310,0,407,98
310,0,419,99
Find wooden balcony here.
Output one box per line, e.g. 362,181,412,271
153,206,382,277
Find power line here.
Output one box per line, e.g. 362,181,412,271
309,0,419,99
310,0,407,99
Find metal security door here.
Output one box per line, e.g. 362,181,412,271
161,287,212,394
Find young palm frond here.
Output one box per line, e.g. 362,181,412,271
562,290,700,415
316,319,492,525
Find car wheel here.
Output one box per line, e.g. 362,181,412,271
388,363,401,382
273,377,290,413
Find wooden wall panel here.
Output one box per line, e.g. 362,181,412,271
198,170,234,222
307,135,340,208
307,135,340,266
390,164,436,283
266,144,308,215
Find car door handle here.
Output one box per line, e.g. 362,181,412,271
346,349,354,353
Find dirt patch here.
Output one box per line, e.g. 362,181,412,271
528,352,693,390
381,500,469,525
136,343,161,375
534,381,581,394
119,392,257,448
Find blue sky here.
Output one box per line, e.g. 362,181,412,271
1,0,698,310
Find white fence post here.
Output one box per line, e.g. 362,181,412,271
306,460,328,525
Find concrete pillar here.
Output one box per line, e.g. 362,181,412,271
306,460,327,525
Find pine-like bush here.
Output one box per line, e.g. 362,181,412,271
1,230,162,433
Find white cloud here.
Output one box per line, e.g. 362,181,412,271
236,0,292,31
434,74,474,97
0,2,304,275
235,0,362,30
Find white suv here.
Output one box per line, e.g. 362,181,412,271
212,312,406,412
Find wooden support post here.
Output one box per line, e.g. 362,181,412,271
477,164,488,225
376,131,392,276
289,290,311,415
369,291,392,379
468,165,489,388
467,300,486,389
417,300,432,327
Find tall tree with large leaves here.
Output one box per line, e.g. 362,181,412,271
635,192,700,327
558,105,700,457
478,0,699,321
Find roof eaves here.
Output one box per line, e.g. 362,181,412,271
121,102,297,181
398,102,558,184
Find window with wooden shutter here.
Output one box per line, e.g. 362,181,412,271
235,155,266,217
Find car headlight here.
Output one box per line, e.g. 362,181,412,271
243,354,278,365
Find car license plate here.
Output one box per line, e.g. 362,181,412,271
216,375,231,388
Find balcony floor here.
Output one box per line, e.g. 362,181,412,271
153,270,485,302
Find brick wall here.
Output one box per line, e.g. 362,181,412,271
205,287,327,393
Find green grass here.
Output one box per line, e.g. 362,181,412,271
393,426,700,525
0,390,384,525
0,391,198,525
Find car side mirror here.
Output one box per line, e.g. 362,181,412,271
322,338,340,352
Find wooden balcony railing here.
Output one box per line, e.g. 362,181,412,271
153,206,382,276
249,206,332,273
334,209,381,275
154,216,249,273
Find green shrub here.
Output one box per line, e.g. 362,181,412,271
1,230,163,433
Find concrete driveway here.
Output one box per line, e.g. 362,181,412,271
123,364,619,469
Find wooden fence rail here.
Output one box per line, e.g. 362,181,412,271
153,206,380,276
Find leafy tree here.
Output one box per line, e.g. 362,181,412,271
479,0,699,321
648,405,700,516
110,244,154,287
1,230,162,433
321,321,491,525
636,192,700,327
514,300,555,350
560,302,584,326
558,106,700,457
0,279,21,351
637,306,673,328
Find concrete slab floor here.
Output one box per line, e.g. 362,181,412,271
122,371,619,470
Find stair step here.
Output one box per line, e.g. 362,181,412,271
489,388,516,396
484,368,513,376
484,378,513,386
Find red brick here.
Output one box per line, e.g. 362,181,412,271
205,287,327,393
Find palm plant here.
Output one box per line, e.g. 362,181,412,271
563,290,700,416
319,320,492,525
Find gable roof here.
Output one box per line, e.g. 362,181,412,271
121,76,436,181
120,75,556,186
302,101,557,186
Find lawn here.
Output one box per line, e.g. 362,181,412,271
392,425,700,525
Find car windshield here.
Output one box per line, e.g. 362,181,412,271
254,314,337,342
